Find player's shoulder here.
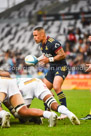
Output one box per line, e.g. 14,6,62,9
47,37,62,47
47,37,60,44
47,37,55,43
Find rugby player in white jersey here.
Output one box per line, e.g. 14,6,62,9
0,70,80,126
0,70,57,128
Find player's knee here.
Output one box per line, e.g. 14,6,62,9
18,106,28,116
45,96,57,110
53,85,62,93
15,104,27,116
53,85,60,92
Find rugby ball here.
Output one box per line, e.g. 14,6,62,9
25,55,38,66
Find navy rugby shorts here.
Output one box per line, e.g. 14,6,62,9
45,65,68,83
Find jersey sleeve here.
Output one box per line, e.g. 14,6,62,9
51,41,62,54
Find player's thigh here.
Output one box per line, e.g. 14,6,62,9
53,66,68,89
0,92,6,102
43,78,53,90
10,94,25,108
43,69,54,89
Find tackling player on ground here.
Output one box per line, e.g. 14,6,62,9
0,71,80,126
33,27,68,119
0,70,57,128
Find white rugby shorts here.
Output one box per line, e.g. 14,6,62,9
18,78,52,105
0,77,21,98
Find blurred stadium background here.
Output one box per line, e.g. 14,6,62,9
0,0,91,90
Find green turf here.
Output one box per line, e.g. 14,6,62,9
0,90,91,136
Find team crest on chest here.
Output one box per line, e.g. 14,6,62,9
45,46,48,50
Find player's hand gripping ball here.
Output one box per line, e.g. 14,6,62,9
25,55,38,66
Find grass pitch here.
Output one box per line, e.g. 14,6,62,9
0,89,91,136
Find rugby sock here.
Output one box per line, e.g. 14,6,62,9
57,91,67,107
43,111,52,119
57,105,72,117
8,106,19,118
44,103,50,111
0,110,7,118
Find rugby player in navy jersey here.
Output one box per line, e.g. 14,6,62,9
33,27,68,119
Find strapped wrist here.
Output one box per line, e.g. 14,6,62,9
49,57,54,62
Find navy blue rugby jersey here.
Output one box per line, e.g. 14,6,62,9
39,36,67,66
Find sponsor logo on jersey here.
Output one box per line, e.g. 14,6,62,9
56,71,59,75
44,53,52,58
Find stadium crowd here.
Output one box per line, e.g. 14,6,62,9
0,17,91,77
0,0,91,77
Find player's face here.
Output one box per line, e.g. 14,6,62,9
33,30,42,43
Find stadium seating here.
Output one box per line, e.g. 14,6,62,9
59,0,91,13
0,0,91,75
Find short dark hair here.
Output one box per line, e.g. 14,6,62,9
33,26,44,31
